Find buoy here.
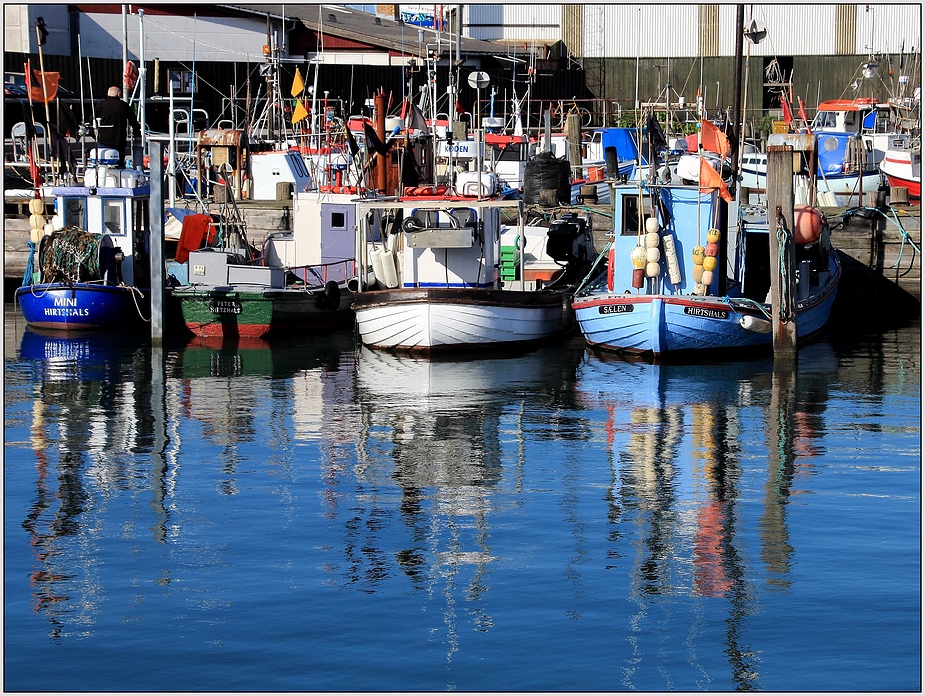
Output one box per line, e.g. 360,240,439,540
29,198,45,215
706,228,721,244
646,247,660,263
29,213,45,230
793,204,823,244
645,261,660,278
630,245,646,269
702,255,717,272
607,245,616,291
692,245,705,265
692,264,704,283
701,269,714,287
372,247,399,288
705,242,719,257
632,268,645,288
645,231,660,248
645,217,660,234
740,314,772,333
662,232,682,284
694,282,706,296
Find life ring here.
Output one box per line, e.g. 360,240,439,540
124,61,138,92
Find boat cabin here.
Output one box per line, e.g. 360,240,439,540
50,178,151,288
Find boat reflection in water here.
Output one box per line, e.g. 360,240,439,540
575,345,834,690
18,327,153,637
351,343,583,653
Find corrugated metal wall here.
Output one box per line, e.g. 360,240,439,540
854,4,921,54
602,5,701,57
835,5,856,55
463,5,560,43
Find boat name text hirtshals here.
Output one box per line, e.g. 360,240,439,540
684,306,729,320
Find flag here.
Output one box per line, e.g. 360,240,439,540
780,95,793,126
407,103,428,132
28,68,58,103
291,99,308,124
798,98,812,133
363,121,388,156
455,99,466,115
699,157,733,202
700,119,729,160
291,67,305,97
345,126,361,157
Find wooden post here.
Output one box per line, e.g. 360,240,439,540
375,92,387,194
566,113,582,180
765,144,797,359
149,140,165,343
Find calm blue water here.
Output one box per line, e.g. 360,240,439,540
3,305,921,692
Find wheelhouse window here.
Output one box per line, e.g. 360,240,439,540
62,197,86,229
103,199,124,235
620,194,652,236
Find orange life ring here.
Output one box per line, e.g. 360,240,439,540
125,61,138,92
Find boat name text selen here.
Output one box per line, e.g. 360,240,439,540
598,304,634,315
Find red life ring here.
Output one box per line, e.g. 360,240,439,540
124,61,139,92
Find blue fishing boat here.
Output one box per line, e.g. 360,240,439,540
572,153,841,359
15,151,153,331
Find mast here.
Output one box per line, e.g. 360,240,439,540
138,9,146,161
730,4,745,191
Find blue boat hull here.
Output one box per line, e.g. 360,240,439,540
574,261,840,358
15,283,150,331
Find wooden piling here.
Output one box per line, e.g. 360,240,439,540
149,140,165,343
765,145,797,359
566,113,582,181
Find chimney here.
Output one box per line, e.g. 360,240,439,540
376,5,399,21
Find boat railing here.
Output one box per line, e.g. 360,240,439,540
282,258,357,286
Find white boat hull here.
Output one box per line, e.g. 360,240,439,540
353,288,573,352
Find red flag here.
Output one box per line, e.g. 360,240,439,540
798,97,812,134
779,95,793,126
700,119,729,159
29,69,58,103
699,158,733,202
455,100,466,115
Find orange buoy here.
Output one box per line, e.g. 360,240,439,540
794,204,823,244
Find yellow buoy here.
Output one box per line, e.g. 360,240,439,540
692,245,705,265
630,245,647,269
29,198,45,215
692,263,704,283
706,228,721,244
29,213,45,230
702,255,717,272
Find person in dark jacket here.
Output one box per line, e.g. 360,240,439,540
96,86,140,166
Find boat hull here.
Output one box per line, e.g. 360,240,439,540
353,287,574,352
574,264,839,358
882,173,921,198
172,284,354,339
14,283,149,331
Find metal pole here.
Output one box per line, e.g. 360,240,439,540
168,79,176,207
122,5,129,96
149,140,166,343
731,4,745,189
138,9,146,159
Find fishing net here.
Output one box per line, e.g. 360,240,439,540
38,225,104,283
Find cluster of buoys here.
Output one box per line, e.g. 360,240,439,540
319,185,358,194
691,227,720,295
28,198,47,245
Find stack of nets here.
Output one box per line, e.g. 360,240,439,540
38,225,104,283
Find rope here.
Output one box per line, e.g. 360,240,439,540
842,205,922,269
22,239,36,286
573,241,612,296
775,215,793,322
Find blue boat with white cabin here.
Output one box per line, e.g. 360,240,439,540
14,148,153,331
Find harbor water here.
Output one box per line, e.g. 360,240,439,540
3,305,921,692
